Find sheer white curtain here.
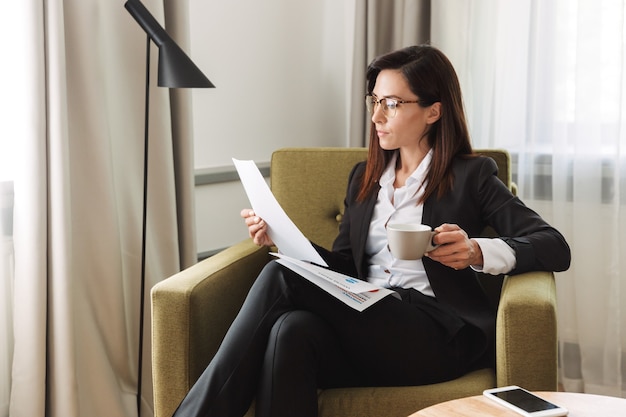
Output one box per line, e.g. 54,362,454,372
0,1,196,416
0,181,13,417
433,0,626,397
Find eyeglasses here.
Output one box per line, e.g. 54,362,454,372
365,95,421,118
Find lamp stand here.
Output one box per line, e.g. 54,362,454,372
137,34,151,417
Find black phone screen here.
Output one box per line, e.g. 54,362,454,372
493,389,560,412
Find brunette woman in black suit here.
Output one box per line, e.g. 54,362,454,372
173,44,570,417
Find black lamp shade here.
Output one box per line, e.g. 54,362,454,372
158,40,214,88
124,0,214,88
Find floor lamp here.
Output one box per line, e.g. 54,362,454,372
124,1,214,415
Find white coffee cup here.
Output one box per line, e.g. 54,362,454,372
387,223,438,260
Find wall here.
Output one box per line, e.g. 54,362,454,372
189,0,356,255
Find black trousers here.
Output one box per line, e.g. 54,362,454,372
172,261,486,417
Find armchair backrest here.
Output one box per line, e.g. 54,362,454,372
270,147,513,250
271,147,368,249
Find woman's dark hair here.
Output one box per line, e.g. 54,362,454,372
357,45,473,203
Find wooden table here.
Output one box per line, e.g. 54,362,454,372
409,392,626,416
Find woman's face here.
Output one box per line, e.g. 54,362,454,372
371,69,440,152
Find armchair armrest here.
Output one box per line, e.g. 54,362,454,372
495,271,557,390
151,239,271,417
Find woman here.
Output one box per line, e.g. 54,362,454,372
173,45,570,417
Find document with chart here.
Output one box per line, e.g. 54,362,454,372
233,158,398,311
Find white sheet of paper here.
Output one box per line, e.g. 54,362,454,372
233,158,328,266
273,254,398,312
271,253,379,293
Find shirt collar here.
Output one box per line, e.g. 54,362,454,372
379,149,433,188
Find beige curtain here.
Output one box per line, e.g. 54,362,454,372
5,1,196,416
347,0,431,147
164,0,198,270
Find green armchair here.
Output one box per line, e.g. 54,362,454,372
151,147,557,417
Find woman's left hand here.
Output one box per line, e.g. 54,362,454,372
425,223,483,270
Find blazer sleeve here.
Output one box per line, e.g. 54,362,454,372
468,156,571,275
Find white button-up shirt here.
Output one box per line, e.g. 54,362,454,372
365,151,515,297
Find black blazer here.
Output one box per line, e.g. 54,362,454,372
314,155,571,350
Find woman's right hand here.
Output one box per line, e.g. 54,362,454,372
241,209,274,247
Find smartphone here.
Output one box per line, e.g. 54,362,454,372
483,386,568,417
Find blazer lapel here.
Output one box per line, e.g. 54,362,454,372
351,188,379,279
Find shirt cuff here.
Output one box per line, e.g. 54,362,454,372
471,238,516,275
